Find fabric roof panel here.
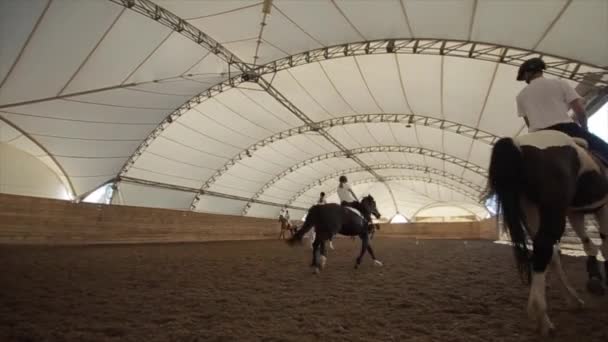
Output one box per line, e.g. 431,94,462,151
0,1,124,104
274,0,363,46
0,0,49,84
471,0,568,51
537,0,608,67
335,0,411,40
443,57,496,127
403,0,474,40
355,55,412,114
397,54,442,118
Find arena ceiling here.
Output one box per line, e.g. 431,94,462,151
1,0,607,220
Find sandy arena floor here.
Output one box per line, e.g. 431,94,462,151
1,238,607,341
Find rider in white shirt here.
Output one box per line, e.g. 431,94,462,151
516,57,608,164
337,176,370,223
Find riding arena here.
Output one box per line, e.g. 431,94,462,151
1,1,607,341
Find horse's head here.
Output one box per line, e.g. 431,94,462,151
361,195,381,219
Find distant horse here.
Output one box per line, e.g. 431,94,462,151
485,130,608,335
287,195,382,273
278,215,296,240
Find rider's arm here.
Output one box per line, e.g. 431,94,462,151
570,98,588,131
349,190,359,202
346,184,359,202
561,80,587,130
516,95,530,128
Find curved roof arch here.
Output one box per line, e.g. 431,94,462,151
0,115,74,197
2,0,607,218
285,163,484,207
237,145,487,215
193,113,498,194
411,201,489,221
322,176,483,219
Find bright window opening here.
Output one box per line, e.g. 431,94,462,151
390,213,408,224
83,183,114,204
589,101,608,142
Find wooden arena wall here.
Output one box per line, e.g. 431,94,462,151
377,217,499,240
0,194,498,245
0,193,280,244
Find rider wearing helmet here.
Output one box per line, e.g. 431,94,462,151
516,57,608,164
337,176,370,223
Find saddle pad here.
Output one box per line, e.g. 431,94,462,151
345,206,363,218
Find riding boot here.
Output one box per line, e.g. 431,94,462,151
587,256,603,279
586,255,603,280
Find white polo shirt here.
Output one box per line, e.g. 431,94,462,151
516,77,581,132
337,183,356,203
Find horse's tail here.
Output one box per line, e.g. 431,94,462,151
287,205,318,246
485,137,531,284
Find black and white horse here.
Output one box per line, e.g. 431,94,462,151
485,130,608,335
287,195,382,273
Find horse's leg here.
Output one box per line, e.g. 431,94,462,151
367,240,383,267
328,237,334,250
569,212,604,295
319,237,327,269
528,207,565,336
594,205,608,287
549,244,585,308
311,237,321,274
355,233,368,269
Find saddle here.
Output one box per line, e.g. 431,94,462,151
572,138,608,169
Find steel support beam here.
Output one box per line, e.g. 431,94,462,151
118,176,307,211
324,176,481,203
285,163,484,207
194,114,496,208
256,39,607,87
239,145,487,215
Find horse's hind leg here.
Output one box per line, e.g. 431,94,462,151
355,234,368,269
319,239,327,269
550,245,585,308
311,238,322,274
594,205,608,287
528,208,566,336
569,212,604,295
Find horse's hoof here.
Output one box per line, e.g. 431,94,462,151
586,278,605,296
320,256,327,269
373,260,383,267
313,267,320,275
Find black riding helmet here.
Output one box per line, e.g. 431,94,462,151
517,57,546,81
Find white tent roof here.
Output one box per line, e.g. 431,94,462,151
1,0,607,219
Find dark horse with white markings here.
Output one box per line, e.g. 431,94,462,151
287,195,382,273
485,130,608,335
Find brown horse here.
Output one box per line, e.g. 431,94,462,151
485,130,608,335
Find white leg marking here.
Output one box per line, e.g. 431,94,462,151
528,272,555,336
373,259,383,267
551,245,584,309
569,212,599,257
595,206,608,260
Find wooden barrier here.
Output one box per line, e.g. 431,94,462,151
0,193,498,245
0,193,280,245
377,217,498,240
